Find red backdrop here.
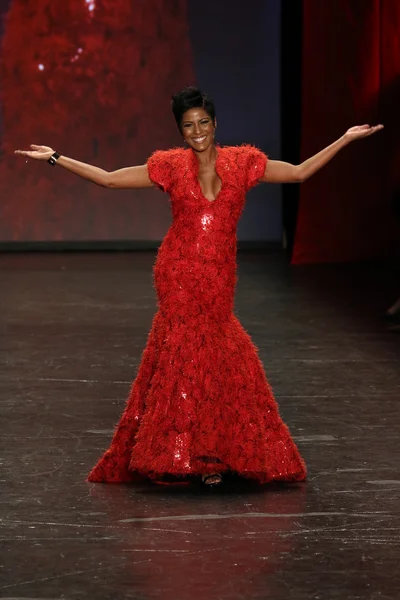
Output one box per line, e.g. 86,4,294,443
0,0,194,241
292,0,400,264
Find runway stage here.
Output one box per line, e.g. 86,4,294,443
1,251,399,599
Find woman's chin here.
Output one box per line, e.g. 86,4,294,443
190,140,212,152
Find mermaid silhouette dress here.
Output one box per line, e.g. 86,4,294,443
87,144,307,484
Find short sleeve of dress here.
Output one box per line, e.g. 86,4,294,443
240,145,268,191
146,149,173,193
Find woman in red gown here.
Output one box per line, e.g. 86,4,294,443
15,87,383,487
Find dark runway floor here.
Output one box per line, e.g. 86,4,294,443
1,251,399,600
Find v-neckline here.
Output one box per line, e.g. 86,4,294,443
190,146,223,204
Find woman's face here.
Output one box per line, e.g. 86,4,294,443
181,107,216,151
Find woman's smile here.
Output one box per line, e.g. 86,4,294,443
192,135,207,144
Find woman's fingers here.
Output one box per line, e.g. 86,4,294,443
15,145,47,154
366,125,384,136
15,150,35,157
353,124,384,137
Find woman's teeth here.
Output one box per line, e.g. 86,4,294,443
193,136,207,143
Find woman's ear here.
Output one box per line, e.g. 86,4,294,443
214,118,217,130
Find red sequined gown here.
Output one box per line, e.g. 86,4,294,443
88,144,307,484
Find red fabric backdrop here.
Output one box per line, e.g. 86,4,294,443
292,0,400,264
0,0,194,241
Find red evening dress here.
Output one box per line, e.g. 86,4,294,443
87,144,307,484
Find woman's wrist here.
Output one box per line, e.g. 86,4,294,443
339,133,351,147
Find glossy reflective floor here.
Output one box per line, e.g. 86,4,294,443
1,251,399,599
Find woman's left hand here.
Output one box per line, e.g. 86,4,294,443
344,124,384,142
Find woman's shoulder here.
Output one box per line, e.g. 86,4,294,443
221,143,264,157
146,147,188,192
220,144,266,167
147,146,187,163
220,144,268,190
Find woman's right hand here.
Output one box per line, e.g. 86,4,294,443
14,144,54,161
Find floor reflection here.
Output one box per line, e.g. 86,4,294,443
89,481,307,598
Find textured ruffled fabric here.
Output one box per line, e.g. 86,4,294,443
146,148,183,193
242,145,268,190
88,144,307,484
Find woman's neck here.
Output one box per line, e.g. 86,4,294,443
193,143,218,166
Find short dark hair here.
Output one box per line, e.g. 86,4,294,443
171,86,216,132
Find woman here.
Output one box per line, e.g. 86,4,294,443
15,87,383,487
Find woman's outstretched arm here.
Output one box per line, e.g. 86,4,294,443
260,124,384,184
14,144,154,189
